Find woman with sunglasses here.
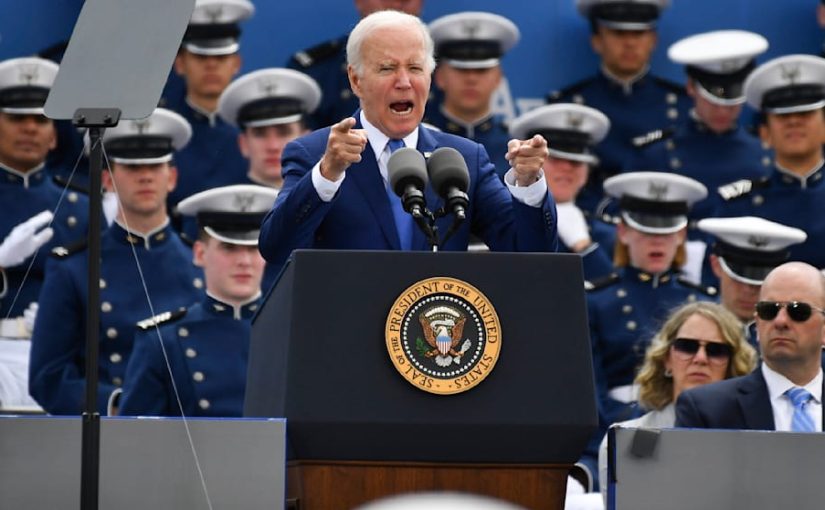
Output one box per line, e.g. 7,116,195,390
579,172,718,489
598,301,757,501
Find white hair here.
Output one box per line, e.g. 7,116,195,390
346,10,435,77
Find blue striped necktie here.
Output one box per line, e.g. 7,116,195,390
786,387,816,432
385,139,413,250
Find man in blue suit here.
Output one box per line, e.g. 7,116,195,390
676,262,825,431
259,10,558,269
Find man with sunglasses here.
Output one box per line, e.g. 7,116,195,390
697,216,807,347
676,262,824,432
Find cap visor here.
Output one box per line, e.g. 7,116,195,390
622,211,687,235
719,257,771,286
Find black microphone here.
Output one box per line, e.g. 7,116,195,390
427,147,470,221
387,147,428,218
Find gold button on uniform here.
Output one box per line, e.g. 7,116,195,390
193,371,205,382
178,327,189,337
199,399,210,410
101,302,112,313
185,348,197,358
106,328,118,339
113,377,123,387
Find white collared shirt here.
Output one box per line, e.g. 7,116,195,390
311,111,546,206
761,363,823,432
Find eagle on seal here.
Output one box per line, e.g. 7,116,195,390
419,306,471,367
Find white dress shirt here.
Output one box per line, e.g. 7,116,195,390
761,363,823,432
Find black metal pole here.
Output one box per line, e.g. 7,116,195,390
74,108,120,510
80,124,103,510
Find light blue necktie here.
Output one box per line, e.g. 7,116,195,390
786,387,816,432
385,139,413,250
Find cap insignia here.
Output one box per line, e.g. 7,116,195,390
648,182,669,200
17,64,39,86
233,193,255,212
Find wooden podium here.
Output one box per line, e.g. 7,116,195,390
286,461,568,509
246,250,596,510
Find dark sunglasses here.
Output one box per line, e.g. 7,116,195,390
671,338,732,363
754,301,825,322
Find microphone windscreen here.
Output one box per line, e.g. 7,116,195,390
427,147,470,197
388,147,428,196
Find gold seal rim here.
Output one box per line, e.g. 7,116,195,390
385,276,501,395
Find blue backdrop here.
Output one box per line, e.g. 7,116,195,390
1,0,821,117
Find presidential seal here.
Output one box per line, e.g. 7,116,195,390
385,277,501,395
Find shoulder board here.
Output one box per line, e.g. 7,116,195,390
50,238,88,259
546,77,596,102
136,307,188,331
290,38,343,68
585,272,620,292
716,176,770,201
651,76,687,95
53,175,90,195
632,127,674,148
677,277,718,297
178,232,195,248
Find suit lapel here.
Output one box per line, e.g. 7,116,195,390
348,114,400,249
737,370,776,430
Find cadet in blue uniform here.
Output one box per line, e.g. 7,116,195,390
164,0,253,212
509,103,615,280
120,185,275,417
29,109,205,415
424,12,518,178
628,30,772,226
0,57,89,410
581,172,716,483
0,57,89,320
218,68,320,190
286,1,424,130
548,0,691,213
217,67,321,292
715,54,825,269
697,216,807,349
590,173,716,421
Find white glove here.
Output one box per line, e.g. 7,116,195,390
23,302,38,335
555,202,591,250
0,210,54,268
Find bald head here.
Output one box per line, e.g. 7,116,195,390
761,262,825,307
757,261,825,385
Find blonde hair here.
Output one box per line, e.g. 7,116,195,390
635,302,757,410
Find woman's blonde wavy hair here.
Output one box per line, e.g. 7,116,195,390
635,301,758,411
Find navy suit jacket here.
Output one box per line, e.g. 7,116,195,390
675,369,825,430
259,114,558,270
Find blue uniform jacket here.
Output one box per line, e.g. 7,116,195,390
164,98,249,209
29,221,204,414
119,294,260,417
424,107,511,179
714,162,825,269
626,117,771,223
558,214,616,281
287,35,358,130
548,71,691,212
0,164,88,317
587,266,717,426
258,114,559,271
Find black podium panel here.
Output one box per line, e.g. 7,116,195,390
246,250,596,464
